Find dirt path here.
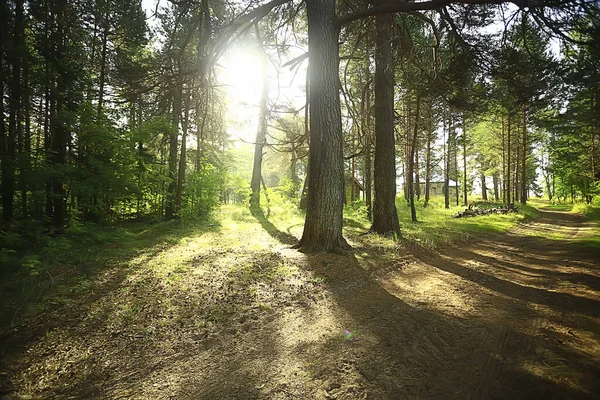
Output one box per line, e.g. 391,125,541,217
1,209,599,399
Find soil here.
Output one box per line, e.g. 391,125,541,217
1,209,599,399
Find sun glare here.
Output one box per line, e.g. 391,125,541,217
221,44,267,143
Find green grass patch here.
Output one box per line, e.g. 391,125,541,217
0,218,221,329
394,196,537,248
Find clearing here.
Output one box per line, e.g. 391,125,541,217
1,207,599,399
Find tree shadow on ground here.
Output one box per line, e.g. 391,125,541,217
0,220,223,398
251,208,298,246
296,251,598,399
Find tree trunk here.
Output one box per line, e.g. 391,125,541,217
50,0,68,230
296,0,350,252
166,81,181,219
97,14,109,118
3,0,24,222
408,94,420,222
481,173,488,200
462,115,468,206
250,45,269,211
453,118,459,206
361,77,372,220
521,106,527,204
444,112,450,209
176,86,191,212
370,11,400,237
506,113,511,204
493,173,499,201
424,106,432,207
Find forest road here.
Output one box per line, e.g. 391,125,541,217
368,208,600,399
1,209,599,400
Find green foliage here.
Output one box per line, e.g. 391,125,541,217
181,162,225,220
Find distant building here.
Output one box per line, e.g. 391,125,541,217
345,175,364,203
403,177,458,197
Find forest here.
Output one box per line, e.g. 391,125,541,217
1,0,599,399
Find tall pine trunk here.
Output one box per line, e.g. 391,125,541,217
521,106,527,204
297,0,349,252
408,94,420,222
3,0,24,222
506,113,511,204
371,10,400,237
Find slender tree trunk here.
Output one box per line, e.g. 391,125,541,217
166,81,181,219
297,0,350,252
408,94,420,222
21,55,30,218
493,173,499,201
424,104,432,207
515,131,520,203
481,173,488,200
506,113,511,204
370,10,400,237
521,106,527,204
250,45,269,211
361,77,372,220
97,15,109,118
462,115,468,206
453,120,459,206
444,111,450,209
50,0,67,229
592,91,597,181
176,86,191,212
3,0,24,222
501,114,505,203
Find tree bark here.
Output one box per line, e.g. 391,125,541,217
408,94,420,222
361,77,372,220
462,114,468,206
481,173,488,200
521,106,527,204
444,111,450,209
3,0,24,222
370,11,400,237
166,80,181,219
506,112,511,204
493,173,499,201
49,0,68,230
424,104,432,207
176,86,191,212
250,44,269,210
296,0,350,252
97,13,109,118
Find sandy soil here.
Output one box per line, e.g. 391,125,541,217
1,209,599,399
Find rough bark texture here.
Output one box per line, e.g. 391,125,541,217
370,12,400,237
296,0,350,253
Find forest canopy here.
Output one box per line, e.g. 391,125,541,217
0,0,598,252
